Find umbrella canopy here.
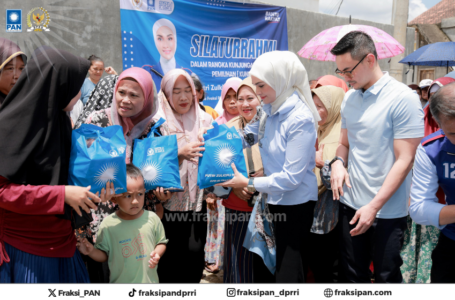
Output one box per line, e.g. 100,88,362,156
399,42,455,67
298,24,405,62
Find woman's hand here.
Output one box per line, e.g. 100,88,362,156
232,187,253,202
206,193,217,211
153,187,173,203
76,237,94,256
96,182,114,203
178,141,205,164
104,66,118,75
155,202,164,219
64,186,101,216
216,163,249,189
198,127,210,142
315,144,325,169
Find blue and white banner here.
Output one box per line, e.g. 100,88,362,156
120,0,288,107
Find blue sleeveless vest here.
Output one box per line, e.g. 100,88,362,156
422,129,455,241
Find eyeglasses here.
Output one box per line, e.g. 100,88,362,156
335,54,368,77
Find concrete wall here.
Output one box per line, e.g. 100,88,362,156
0,0,123,76
1,0,414,83
442,17,455,41
256,0,319,12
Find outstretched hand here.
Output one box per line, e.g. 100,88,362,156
65,185,100,216
96,182,114,203
216,163,249,189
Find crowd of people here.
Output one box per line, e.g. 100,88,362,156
0,29,455,284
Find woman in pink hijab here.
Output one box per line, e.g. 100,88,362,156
155,69,213,283
315,75,349,93
82,67,172,282
215,77,243,125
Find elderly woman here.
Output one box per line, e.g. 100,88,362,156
308,86,345,283
409,82,455,283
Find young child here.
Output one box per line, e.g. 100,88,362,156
77,164,168,283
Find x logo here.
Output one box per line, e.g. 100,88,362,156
48,289,57,297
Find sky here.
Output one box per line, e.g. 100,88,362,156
319,0,442,24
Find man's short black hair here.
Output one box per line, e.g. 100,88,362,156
330,31,378,61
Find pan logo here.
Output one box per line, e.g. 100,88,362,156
141,161,162,185
147,0,155,11
6,10,22,32
215,143,236,168
227,133,232,140
94,163,119,187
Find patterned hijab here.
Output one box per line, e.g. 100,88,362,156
156,69,212,203
74,75,119,129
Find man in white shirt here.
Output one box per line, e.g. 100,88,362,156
330,31,424,283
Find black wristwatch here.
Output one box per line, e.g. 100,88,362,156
329,156,345,167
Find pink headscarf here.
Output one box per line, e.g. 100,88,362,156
156,69,212,203
215,77,242,125
110,67,159,163
315,75,349,92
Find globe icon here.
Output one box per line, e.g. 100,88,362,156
324,288,333,298
9,13,19,22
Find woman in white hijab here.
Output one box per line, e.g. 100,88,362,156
143,18,192,90
214,51,320,283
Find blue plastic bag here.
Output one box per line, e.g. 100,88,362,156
197,122,248,189
132,118,183,192
69,124,127,194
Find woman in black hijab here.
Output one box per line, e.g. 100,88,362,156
0,38,26,106
0,47,102,283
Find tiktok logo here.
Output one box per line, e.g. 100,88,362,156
129,288,136,297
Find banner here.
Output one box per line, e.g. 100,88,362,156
119,0,288,107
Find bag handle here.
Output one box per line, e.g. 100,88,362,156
146,118,166,138
204,121,220,140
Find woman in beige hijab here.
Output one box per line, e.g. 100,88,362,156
309,85,345,283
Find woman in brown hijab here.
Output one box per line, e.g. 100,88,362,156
0,38,26,106
308,85,345,283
